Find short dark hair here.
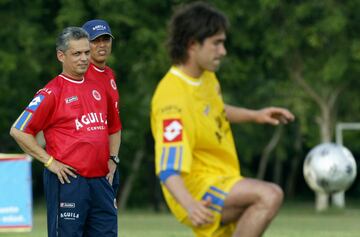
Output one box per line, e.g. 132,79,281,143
56,27,89,52
167,1,229,64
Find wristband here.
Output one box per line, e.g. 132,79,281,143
44,156,54,167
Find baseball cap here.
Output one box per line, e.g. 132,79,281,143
82,19,114,41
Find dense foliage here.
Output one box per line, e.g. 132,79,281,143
0,0,359,208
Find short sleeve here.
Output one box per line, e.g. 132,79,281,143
106,72,122,134
12,91,56,135
106,93,122,134
151,98,195,176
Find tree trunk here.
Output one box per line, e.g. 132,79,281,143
273,152,283,185
257,126,283,180
118,149,145,211
314,104,332,211
285,123,303,197
288,56,337,211
317,105,332,143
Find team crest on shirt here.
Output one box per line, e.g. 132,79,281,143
92,90,101,101
163,119,182,143
110,79,117,90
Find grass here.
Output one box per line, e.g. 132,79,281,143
265,201,360,237
1,201,359,237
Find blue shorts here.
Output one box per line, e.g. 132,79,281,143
43,169,118,237
112,169,120,196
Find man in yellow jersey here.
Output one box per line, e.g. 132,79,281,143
151,2,295,237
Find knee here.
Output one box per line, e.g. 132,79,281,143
263,183,284,210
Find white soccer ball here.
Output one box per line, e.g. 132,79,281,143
303,143,357,194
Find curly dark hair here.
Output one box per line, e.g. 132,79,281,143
167,1,229,64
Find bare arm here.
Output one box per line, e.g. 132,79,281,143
9,127,76,184
106,130,121,184
164,175,214,227
109,130,121,156
224,104,295,125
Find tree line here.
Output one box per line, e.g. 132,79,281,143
0,0,359,209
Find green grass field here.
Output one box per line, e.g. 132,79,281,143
1,201,359,237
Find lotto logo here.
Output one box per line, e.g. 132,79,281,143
27,95,45,112
60,202,75,208
163,119,182,142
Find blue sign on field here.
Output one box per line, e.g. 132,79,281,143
0,154,32,232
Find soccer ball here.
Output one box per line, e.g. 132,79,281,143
303,143,357,194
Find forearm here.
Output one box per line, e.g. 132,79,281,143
224,104,258,123
109,130,121,156
9,127,51,164
225,105,295,125
164,175,197,212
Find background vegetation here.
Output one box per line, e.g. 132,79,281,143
0,0,359,209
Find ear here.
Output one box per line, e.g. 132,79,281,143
187,39,197,51
57,50,65,63
187,39,200,57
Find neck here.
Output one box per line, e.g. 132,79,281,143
91,59,106,69
176,62,203,78
61,71,83,81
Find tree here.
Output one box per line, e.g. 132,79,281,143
217,0,360,210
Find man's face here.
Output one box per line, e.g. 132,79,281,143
193,32,227,72
90,35,112,64
58,38,90,78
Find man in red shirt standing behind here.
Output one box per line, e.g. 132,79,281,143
82,19,122,190
10,27,120,237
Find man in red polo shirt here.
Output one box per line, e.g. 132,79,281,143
82,19,122,188
10,27,120,237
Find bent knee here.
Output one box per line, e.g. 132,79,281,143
263,183,284,208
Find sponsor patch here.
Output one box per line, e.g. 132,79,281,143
36,88,52,95
75,112,107,131
60,212,79,220
60,202,76,208
93,24,107,31
65,96,78,104
160,105,182,114
92,89,101,101
163,119,182,143
26,94,45,111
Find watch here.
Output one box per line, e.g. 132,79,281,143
110,155,120,165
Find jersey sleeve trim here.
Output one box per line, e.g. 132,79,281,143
13,110,33,132
158,170,180,183
159,145,184,172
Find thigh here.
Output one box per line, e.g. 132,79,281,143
44,169,90,237
43,169,59,237
112,169,120,195
58,175,90,237
84,177,117,237
221,178,281,224
182,176,241,237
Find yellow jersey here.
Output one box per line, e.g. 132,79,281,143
151,66,241,221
